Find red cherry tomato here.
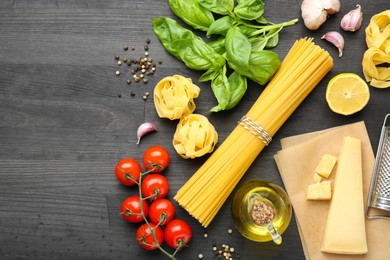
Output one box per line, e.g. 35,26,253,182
148,199,175,225
115,158,142,186
141,174,169,200
120,195,148,223
164,219,192,249
136,223,164,251
143,146,170,172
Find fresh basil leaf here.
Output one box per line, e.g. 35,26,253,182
207,38,226,55
169,0,214,31
247,50,280,85
225,27,251,72
152,17,199,59
206,16,234,37
175,38,226,71
256,15,269,24
225,71,247,110
198,0,234,15
234,0,265,21
249,27,281,51
210,65,231,112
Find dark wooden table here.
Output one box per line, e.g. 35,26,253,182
1,0,389,259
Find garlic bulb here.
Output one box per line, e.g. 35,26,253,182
340,5,363,32
322,0,340,14
301,0,341,30
321,31,345,57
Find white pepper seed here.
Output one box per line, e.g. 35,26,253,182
198,253,203,259
115,70,120,76
117,61,122,65
203,233,208,238
145,51,149,56
228,229,233,234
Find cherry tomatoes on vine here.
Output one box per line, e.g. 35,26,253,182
149,198,175,225
141,174,169,200
136,223,164,251
120,195,148,223
115,158,142,186
164,219,192,249
143,146,170,173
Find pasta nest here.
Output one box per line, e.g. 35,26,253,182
154,75,200,120
173,114,218,159
363,10,390,88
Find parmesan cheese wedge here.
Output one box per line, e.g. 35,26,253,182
321,136,367,254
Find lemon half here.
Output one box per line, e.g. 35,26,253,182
326,73,370,116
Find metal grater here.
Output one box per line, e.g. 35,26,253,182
367,114,390,219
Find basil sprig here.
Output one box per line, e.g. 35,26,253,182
154,0,297,112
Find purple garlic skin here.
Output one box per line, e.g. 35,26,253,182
137,122,157,145
321,31,345,57
340,5,363,32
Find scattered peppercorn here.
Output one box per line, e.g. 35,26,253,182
146,39,151,44
127,79,132,85
123,45,129,51
122,57,127,63
115,70,120,76
130,45,135,51
130,91,135,97
117,61,122,65
142,95,147,100
143,78,149,84
144,45,149,51
114,55,119,60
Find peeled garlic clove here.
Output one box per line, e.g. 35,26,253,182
321,31,345,57
137,122,157,145
340,5,363,32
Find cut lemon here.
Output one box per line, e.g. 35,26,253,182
326,73,370,115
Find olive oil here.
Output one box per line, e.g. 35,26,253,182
231,180,292,244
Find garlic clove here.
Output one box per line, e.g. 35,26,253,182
340,5,363,32
321,31,345,57
136,122,157,145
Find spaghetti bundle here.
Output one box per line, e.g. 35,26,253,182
174,38,334,227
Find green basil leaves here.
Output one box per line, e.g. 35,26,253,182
154,0,298,111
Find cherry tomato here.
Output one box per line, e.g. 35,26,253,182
115,158,142,186
148,199,175,225
164,219,192,249
141,174,169,200
136,223,164,251
143,146,170,172
120,195,148,223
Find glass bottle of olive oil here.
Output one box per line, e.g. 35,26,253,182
231,180,292,244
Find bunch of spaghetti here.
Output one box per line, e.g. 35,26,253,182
174,38,334,227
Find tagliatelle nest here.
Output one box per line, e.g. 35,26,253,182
363,10,390,88
173,114,218,159
154,75,200,120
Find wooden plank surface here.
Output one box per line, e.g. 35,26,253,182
0,0,389,259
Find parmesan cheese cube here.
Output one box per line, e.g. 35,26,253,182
315,153,337,178
306,181,332,200
321,136,367,255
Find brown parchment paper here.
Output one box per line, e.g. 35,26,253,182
274,121,390,260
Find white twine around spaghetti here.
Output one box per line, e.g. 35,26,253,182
238,115,272,146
